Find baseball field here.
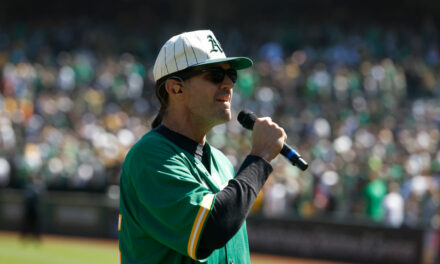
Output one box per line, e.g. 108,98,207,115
0,231,348,264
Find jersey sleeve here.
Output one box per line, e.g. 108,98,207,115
124,137,215,261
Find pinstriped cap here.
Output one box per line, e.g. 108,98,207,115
153,30,253,82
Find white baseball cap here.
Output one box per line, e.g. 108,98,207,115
153,30,253,83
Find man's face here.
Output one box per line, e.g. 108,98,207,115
182,63,235,128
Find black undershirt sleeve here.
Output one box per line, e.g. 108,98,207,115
196,155,273,259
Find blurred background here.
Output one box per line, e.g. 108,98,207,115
1,0,440,263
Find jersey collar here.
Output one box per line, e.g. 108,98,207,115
155,125,211,173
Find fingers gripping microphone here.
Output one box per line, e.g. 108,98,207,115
237,110,308,171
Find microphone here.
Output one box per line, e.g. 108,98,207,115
237,110,308,171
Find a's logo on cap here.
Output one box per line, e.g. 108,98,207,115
207,35,223,53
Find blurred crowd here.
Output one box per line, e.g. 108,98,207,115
1,19,440,229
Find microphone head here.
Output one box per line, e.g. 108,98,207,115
237,110,257,130
296,157,308,171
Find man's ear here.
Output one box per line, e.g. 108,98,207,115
164,78,184,95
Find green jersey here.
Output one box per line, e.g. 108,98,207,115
118,129,251,263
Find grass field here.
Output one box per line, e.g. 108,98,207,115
0,232,117,264
0,231,347,264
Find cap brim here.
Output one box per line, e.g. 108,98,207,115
192,57,253,70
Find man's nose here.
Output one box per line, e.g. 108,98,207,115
220,75,234,90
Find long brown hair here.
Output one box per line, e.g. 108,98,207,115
151,80,169,129
152,73,188,129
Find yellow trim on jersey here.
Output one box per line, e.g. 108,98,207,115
187,193,214,260
118,214,122,231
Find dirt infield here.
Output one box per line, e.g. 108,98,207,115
251,253,352,264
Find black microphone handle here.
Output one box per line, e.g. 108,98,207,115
237,110,308,171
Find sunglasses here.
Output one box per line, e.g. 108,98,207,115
177,67,238,84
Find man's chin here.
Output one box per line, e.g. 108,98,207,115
223,109,232,121
214,110,231,124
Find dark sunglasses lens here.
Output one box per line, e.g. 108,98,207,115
209,69,238,83
209,69,226,83
226,69,237,83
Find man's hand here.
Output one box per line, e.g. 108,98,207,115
250,117,286,162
